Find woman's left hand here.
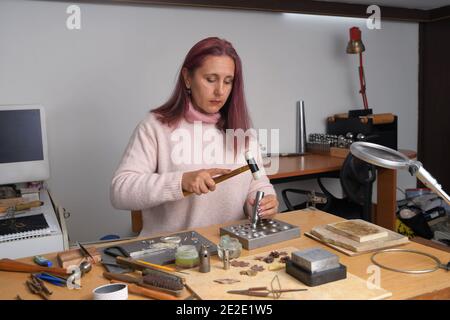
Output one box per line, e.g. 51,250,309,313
247,194,279,220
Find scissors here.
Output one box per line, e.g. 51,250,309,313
227,286,307,298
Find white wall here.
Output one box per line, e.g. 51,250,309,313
0,0,418,242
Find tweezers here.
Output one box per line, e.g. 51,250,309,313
227,286,307,297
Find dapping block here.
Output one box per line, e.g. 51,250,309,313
219,219,300,250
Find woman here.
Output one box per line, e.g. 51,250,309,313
111,37,278,237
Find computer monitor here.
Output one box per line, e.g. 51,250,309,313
0,105,50,185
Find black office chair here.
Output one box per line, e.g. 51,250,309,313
281,153,376,221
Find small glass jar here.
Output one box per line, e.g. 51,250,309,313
175,245,199,269
217,235,242,260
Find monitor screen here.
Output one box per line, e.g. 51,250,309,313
0,105,50,185
0,109,44,163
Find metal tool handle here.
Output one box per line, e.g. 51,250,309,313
223,249,230,270
415,165,450,205
273,289,308,293
251,191,265,229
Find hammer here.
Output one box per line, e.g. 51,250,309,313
182,151,262,197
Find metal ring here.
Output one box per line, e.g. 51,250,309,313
371,248,442,274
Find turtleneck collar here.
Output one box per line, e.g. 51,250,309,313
185,99,221,124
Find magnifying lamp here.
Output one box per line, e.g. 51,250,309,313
350,142,450,205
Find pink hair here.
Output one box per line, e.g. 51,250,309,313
152,37,252,133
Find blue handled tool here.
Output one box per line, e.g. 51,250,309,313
34,273,67,287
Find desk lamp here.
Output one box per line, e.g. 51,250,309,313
350,142,450,205
346,27,370,113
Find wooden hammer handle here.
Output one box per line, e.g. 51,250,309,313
0,258,69,276
182,165,250,197
110,280,178,300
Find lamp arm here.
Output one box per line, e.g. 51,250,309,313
409,162,450,205
359,53,369,109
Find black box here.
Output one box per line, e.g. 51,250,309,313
286,259,347,287
327,114,398,150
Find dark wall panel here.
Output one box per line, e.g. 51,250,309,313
418,18,450,192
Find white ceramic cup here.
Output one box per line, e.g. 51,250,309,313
92,283,128,300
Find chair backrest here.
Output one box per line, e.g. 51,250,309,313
340,153,377,221
131,210,143,234
340,154,376,202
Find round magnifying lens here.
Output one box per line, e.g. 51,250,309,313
350,142,411,170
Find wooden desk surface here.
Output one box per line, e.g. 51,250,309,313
1,209,448,300
267,153,343,180
267,150,417,180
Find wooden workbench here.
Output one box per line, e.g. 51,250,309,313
0,209,448,300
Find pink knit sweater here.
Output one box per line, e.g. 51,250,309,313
110,102,276,237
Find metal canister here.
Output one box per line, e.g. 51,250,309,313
199,245,210,273
296,100,307,154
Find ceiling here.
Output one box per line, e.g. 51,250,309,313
316,0,450,10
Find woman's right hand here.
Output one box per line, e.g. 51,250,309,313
182,168,231,196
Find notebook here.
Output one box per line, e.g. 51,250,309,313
0,213,51,242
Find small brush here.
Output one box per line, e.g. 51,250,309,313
103,271,182,297
142,268,185,292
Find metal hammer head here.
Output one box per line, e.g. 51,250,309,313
245,151,261,180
